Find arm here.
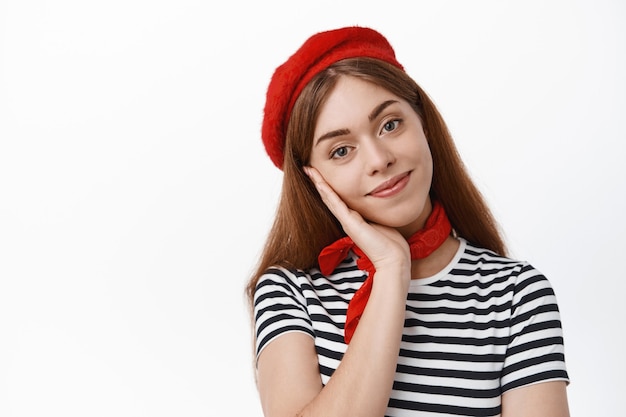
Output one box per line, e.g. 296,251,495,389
502,381,570,417
257,271,408,417
501,264,570,417
256,167,411,417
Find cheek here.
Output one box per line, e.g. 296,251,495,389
415,140,433,172
325,173,353,196
323,171,361,203
424,149,434,176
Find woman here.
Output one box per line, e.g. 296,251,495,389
246,26,570,417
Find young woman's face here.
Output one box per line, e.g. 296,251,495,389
308,76,433,237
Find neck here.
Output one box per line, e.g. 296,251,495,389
410,235,459,279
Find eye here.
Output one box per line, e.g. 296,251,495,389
381,119,401,134
330,145,351,159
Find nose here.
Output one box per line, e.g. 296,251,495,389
362,137,395,175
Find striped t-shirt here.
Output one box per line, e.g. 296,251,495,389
253,238,569,416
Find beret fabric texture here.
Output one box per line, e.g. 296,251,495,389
261,26,404,169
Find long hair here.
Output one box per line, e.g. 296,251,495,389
246,57,507,308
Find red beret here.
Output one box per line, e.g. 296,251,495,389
261,26,404,169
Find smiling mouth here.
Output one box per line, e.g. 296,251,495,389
368,172,411,198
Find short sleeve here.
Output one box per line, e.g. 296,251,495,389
253,267,315,360
501,263,569,392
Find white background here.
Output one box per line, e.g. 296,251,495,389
1,0,624,415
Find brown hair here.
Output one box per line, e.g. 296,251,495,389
246,57,507,308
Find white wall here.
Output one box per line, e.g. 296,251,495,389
1,0,624,415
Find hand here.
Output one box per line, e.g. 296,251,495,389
304,166,410,272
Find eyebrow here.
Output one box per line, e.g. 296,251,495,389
314,99,400,147
369,100,398,121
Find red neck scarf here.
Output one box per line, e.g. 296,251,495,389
317,201,451,344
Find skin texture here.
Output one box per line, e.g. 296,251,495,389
256,76,570,417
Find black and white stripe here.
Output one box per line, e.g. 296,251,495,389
254,239,569,416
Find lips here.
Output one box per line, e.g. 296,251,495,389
367,172,411,198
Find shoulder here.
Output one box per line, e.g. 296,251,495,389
456,240,547,280
447,240,558,301
459,240,526,269
253,266,318,358
458,240,562,311
254,265,313,304
257,253,365,289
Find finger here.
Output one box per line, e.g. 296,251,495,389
304,166,355,220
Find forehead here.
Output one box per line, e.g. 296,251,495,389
315,76,403,127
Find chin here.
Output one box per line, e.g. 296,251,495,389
369,213,423,230
374,204,431,232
